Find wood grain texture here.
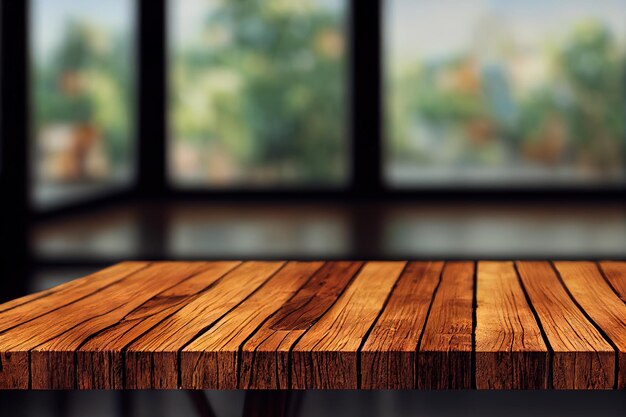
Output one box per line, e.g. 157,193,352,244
124,261,284,389
28,262,214,389
417,261,474,389
181,262,324,389
76,261,242,389
360,262,443,389
0,262,155,389
0,262,148,389
291,262,406,389
0,262,148,333
553,261,626,389
517,261,615,389
239,261,363,390
0,261,624,390
475,261,548,389
598,261,626,303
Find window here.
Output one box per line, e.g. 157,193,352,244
168,0,350,188
31,0,136,208
385,0,626,187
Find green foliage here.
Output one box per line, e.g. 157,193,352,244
34,19,134,168
388,18,626,172
173,0,347,184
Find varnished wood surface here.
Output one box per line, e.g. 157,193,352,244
475,262,548,389
417,262,474,389
0,261,624,390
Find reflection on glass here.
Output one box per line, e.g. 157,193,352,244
169,0,349,187
385,0,626,186
32,0,135,208
169,205,351,258
34,208,142,260
383,205,626,258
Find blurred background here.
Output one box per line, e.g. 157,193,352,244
386,0,626,187
32,0,136,208
2,0,626,416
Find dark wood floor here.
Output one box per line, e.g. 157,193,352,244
32,201,626,263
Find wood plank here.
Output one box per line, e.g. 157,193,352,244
475,261,549,389
360,262,443,389
291,262,406,389
239,262,364,390
180,262,324,389
0,262,177,389
0,262,149,331
598,262,626,303
553,261,626,389
417,261,474,389
75,261,242,389
27,263,214,389
0,260,624,391
517,261,615,389
124,261,285,389
0,263,149,388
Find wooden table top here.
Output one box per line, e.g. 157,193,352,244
0,261,624,391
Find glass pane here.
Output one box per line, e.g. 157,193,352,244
31,0,136,208
169,0,349,187
385,0,626,187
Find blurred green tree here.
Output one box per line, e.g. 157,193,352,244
172,0,347,184
34,19,133,173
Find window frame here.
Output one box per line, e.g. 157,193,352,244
163,0,357,193
0,0,623,222
26,0,141,212
159,0,380,200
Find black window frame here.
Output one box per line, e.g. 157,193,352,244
0,0,624,223
1,0,31,300
2,0,625,301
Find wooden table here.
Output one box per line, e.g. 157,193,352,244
0,261,625,394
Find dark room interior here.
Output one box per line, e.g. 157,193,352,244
1,0,626,416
